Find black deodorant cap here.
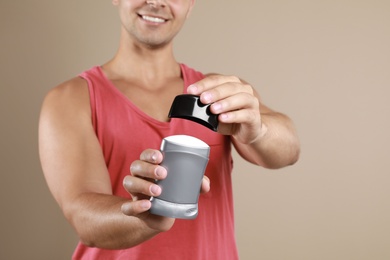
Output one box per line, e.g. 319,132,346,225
168,94,219,132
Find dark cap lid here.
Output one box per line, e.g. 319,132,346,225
168,94,219,132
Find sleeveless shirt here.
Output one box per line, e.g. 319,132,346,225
72,64,238,260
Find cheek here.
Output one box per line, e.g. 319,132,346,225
117,1,139,21
116,0,143,10
121,0,134,9
169,1,193,20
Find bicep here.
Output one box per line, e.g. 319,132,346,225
39,79,112,210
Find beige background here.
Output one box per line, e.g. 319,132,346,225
1,0,389,259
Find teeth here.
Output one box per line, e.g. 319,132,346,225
142,15,165,23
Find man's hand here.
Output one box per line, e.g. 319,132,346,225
187,74,265,145
188,74,300,168
121,149,211,231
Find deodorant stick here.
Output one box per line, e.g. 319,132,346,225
150,135,210,219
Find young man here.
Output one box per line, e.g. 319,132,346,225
39,0,300,259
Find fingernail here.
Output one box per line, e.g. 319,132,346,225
151,153,157,162
140,200,151,209
187,84,198,94
151,184,161,195
155,166,166,178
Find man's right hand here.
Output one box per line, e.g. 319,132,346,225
122,149,175,232
121,148,211,232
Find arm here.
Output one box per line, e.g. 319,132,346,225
38,78,174,249
187,74,300,169
232,100,300,168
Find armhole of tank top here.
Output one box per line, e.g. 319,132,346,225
179,63,188,93
180,63,205,92
79,73,97,131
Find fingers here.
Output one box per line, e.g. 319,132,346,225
123,175,162,198
187,75,257,119
122,149,167,216
187,74,242,96
188,74,264,144
122,149,212,218
187,74,253,104
127,150,166,197
214,92,259,118
130,149,166,180
130,160,167,180
139,149,163,164
121,199,151,216
188,75,260,126
122,175,212,217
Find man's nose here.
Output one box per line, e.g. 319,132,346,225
146,0,167,8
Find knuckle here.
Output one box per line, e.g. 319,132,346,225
248,109,260,122
130,161,139,174
245,84,254,94
123,175,151,196
238,82,253,94
209,74,220,80
141,149,160,163
243,92,258,107
227,75,240,83
121,203,132,215
211,87,222,99
139,149,150,161
123,176,134,190
130,161,157,179
251,96,260,109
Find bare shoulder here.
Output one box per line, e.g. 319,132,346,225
43,76,89,107
39,76,93,146
41,76,90,119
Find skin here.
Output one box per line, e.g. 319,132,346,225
39,0,300,249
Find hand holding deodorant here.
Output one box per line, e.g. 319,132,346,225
150,94,217,219
150,135,210,219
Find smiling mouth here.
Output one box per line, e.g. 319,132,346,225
140,15,166,23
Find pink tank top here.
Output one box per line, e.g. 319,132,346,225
73,64,238,260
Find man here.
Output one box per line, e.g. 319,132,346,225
39,0,300,259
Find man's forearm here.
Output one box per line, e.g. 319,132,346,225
233,112,300,169
65,193,158,249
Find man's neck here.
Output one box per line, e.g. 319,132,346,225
104,37,181,87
